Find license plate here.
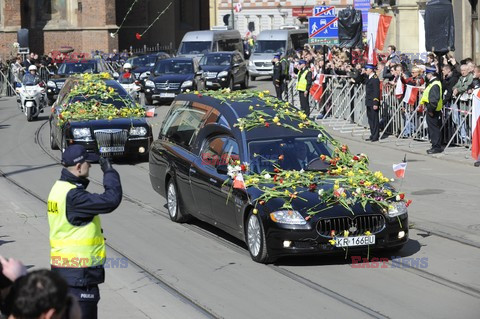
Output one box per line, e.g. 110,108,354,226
206,81,213,86
160,93,175,98
335,235,375,247
99,146,124,153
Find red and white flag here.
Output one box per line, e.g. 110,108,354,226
395,76,404,97
472,89,480,160
367,12,392,65
392,162,407,178
402,85,419,105
234,2,242,13
233,172,246,189
146,107,155,117
310,74,325,101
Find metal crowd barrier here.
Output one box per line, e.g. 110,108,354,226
301,74,474,156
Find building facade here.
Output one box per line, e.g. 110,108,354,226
0,0,210,59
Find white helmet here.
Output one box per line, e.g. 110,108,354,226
123,63,132,69
28,65,37,71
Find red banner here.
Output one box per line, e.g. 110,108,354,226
292,7,313,17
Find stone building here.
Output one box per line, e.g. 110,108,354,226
0,0,210,59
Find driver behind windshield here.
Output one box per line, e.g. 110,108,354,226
22,65,41,85
294,140,317,170
119,63,136,83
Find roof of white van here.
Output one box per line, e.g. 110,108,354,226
256,29,307,40
181,30,241,42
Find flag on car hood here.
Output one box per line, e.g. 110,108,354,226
392,162,407,178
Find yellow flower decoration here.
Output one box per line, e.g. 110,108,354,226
365,231,371,236
328,239,336,246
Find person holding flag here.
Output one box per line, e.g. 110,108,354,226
420,66,443,154
363,64,381,142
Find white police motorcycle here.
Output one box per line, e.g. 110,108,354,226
116,63,141,103
16,67,47,122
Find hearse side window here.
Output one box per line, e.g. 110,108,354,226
201,137,228,168
161,102,208,149
221,138,240,166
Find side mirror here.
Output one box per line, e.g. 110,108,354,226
216,164,228,175
233,63,240,68
195,71,203,77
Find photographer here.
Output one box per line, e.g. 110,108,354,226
47,145,122,319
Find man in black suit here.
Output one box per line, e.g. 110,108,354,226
364,64,381,141
272,55,283,99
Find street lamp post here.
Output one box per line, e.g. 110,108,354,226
231,0,235,29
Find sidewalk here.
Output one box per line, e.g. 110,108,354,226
0,176,203,318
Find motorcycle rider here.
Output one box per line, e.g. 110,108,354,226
119,63,136,84
22,65,42,85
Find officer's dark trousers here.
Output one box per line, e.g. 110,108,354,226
427,110,442,149
274,82,283,100
366,105,380,140
299,91,310,116
70,285,100,319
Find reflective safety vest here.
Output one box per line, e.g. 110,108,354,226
297,69,308,91
420,79,443,111
48,181,106,268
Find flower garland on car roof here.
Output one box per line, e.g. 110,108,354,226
56,73,145,126
198,89,411,220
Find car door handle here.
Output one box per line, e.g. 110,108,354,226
189,167,196,174
209,178,217,183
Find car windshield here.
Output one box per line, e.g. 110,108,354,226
57,62,97,75
154,60,193,75
248,137,333,173
178,41,212,55
127,56,157,68
253,40,286,54
199,54,231,66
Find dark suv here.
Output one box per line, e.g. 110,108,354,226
46,58,110,105
125,52,170,87
199,51,248,90
144,57,201,105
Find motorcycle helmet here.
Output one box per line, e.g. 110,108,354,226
123,63,132,70
28,65,37,71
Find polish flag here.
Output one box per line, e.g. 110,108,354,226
146,107,155,117
392,162,407,178
367,13,392,65
233,172,246,189
471,89,480,160
234,2,242,13
327,48,333,61
395,76,404,97
402,85,419,105
310,74,325,101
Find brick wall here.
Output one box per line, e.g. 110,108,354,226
3,0,21,28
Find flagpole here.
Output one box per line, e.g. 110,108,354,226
231,0,235,29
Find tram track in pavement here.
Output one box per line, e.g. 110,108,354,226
25,120,480,315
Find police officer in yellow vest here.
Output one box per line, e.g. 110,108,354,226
48,145,122,319
420,66,443,154
296,59,313,116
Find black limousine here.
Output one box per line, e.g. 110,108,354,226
149,90,409,263
50,75,153,160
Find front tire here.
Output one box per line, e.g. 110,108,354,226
241,73,249,89
145,95,153,105
50,124,59,150
246,211,273,264
228,77,234,91
166,179,190,223
26,107,33,122
250,75,256,82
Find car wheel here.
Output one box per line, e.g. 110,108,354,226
166,179,190,223
228,76,234,91
241,73,249,89
47,98,54,106
50,124,59,150
145,95,153,105
250,75,256,82
246,211,273,264
60,135,67,154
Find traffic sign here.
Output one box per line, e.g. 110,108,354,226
308,16,338,39
313,6,336,17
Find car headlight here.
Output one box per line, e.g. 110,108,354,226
145,80,155,87
129,126,147,136
47,81,56,88
270,210,306,225
387,202,408,217
72,128,91,139
181,80,193,88
248,60,254,66
217,71,228,78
